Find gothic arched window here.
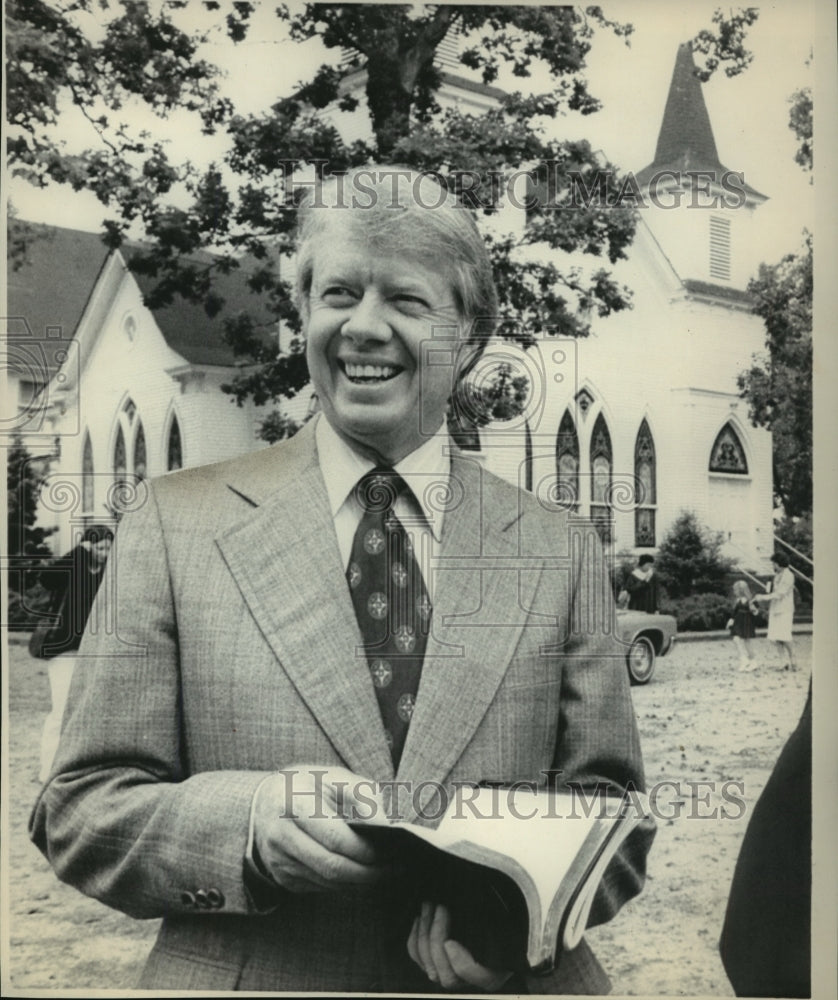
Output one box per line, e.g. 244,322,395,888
113,397,147,491
133,421,147,481
167,416,183,472
709,422,748,474
590,413,613,542
82,432,94,514
555,409,579,510
113,424,126,479
634,419,656,547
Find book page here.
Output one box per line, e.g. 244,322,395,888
405,787,625,924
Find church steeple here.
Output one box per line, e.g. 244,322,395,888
636,42,766,202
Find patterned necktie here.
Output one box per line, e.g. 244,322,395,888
346,466,433,766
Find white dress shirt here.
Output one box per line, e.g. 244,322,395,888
315,414,450,594
246,416,452,887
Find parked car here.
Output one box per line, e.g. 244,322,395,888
615,609,677,685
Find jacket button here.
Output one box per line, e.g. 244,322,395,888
194,889,210,908
180,890,196,908
206,888,225,909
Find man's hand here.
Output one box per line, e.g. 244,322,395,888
252,765,386,893
407,901,513,992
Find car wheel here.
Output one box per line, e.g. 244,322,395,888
627,635,656,685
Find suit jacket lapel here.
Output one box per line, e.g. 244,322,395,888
398,454,539,801
214,429,538,795
215,423,394,782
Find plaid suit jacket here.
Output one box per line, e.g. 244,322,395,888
31,418,653,994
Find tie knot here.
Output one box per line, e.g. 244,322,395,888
354,466,406,514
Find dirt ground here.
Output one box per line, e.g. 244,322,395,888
4,631,812,996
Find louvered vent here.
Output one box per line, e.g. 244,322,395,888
435,26,461,70
709,215,731,281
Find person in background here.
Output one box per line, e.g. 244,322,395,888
626,554,659,614
29,524,114,782
752,552,797,671
726,580,759,672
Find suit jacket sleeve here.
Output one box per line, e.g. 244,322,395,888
554,523,655,931
510,517,653,996
29,481,271,919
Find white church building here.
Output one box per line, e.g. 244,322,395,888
477,44,773,566
6,42,773,568
6,229,279,556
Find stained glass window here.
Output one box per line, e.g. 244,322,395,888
133,421,147,481
555,409,579,510
635,509,656,549
592,455,610,503
575,387,595,418
634,419,656,547
113,425,126,478
167,417,183,471
709,423,748,474
114,399,147,491
590,413,613,543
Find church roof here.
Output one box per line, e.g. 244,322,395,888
7,222,278,372
7,225,111,379
127,249,278,368
635,43,766,201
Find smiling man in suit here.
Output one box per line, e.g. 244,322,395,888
31,167,654,994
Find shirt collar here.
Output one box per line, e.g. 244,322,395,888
315,414,450,542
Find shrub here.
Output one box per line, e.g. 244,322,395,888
656,511,736,599
5,582,52,631
659,592,732,632
7,431,56,560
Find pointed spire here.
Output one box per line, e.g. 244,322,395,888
636,43,766,201
654,43,720,169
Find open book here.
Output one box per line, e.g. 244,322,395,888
351,784,649,974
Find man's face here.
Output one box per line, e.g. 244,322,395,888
304,226,462,463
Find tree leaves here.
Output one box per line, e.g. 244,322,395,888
7,3,760,437
739,233,812,516
692,7,759,81
788,87,813,175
